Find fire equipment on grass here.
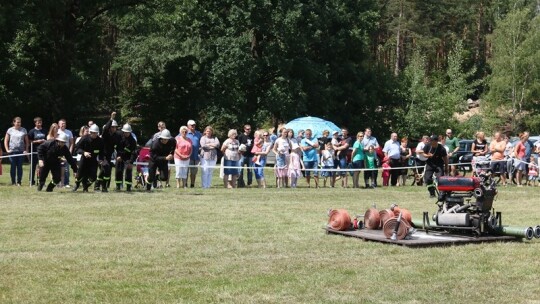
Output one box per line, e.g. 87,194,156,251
327,209,352,231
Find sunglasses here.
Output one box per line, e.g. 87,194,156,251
263,134,269,136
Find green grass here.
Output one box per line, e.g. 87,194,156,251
0,165,540,303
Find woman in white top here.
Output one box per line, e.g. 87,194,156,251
221,129,241,188
199,126,220,189
4,117,29,186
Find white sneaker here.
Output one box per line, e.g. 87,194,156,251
65,185,71,189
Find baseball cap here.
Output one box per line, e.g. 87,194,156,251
187,119,196,126
332,131,339,135
430,134,439,141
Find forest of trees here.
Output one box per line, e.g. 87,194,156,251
1,0,539,139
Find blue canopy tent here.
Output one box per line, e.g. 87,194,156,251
284,116,340,139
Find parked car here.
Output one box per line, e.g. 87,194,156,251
456,139,475,174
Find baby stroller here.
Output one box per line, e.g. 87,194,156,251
134,146,151,189
472,155,491,177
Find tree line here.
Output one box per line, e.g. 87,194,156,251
1,0,539,140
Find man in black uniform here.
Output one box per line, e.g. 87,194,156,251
114,123,138,191
146,129,176,192
423,134,449,197
37,134,78,192
73,124,105,192
95,112,120,192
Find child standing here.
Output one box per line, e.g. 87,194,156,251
288,143,305,188
382,156,391,186
364,145,378,188
321,141,335,187
527,156,538,186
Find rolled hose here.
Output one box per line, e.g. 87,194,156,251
383,218,411,240
379,209,395,229
391,206,412,225
327,209,352,231
534,225,540,239
364,208,381,230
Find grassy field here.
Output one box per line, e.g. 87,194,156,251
1,165,540,303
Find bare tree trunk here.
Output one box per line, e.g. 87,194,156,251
394,0,403,76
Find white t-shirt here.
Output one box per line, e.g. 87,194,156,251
6,127,27,152
415,142,428,161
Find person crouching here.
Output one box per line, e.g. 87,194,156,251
37,134,78,192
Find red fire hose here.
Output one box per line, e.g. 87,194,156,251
327,209,352,231
364,208,381,229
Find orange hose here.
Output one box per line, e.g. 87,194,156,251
328,209,352,231
364,208,381,229
391,206,412,225
382,218,411,240
379,209,395,229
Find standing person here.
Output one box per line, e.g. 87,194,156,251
95,112,120,192
47,123,59,140
199,126,220,189
351,132,365,188
398,137,412,186
174,126,193,189
320,141,335,187
57,119,74,188
253,130,272,188
445,129,460,176
28,117,47,186
146,129,176,192
237,124,254,187
114,123,137,192
72,124,105,192
37,134,78,192
362,128,379,152
423,135,449,197
273,128,290,188
334,128,352,187
151,121,167,143
288,143,305,188
221,129,241,189
317,130,331,155
513,132,528,187
471,131,488,156
382,132,401,186
414,135,430,184
186,119,202,188
300,129,319,188
4,117,29,186
364,145,378,188
489,132,508,186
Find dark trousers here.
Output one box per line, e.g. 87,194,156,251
424,164,445,194
237,155,253,187
77,158,98,188
39,163,61,186
115,160,133,188
390,158,401,186
364,169,378,187
9,153,24,184
146,160,169,188
30,154,39,185
96,159,112,187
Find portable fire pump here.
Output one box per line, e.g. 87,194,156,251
423,172,501,236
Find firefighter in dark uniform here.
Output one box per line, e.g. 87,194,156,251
73,124,105,192
37,134,78,192
114,123,137,191
95,112,121,192
423,134,449,197
146,129,176,191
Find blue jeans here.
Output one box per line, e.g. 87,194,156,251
254,157,266,180
9,152,24,184
238,155,253,186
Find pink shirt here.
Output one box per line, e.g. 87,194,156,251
174,136,192,160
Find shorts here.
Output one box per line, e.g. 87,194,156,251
514,158,527,171
490,159,507,174
303,161,319,177
223,159,239,175
338,158,348,176
321,166,334,177
276,154,287,168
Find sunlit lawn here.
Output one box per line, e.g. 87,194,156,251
1,164,539,303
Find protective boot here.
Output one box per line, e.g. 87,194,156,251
94,180,101,191
126,185,132,192
72,180,80,192
428,186,436,198
101,184,108,193
82,180,90,192
46,182,56,192
37,183,44,191
146,183,152,192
